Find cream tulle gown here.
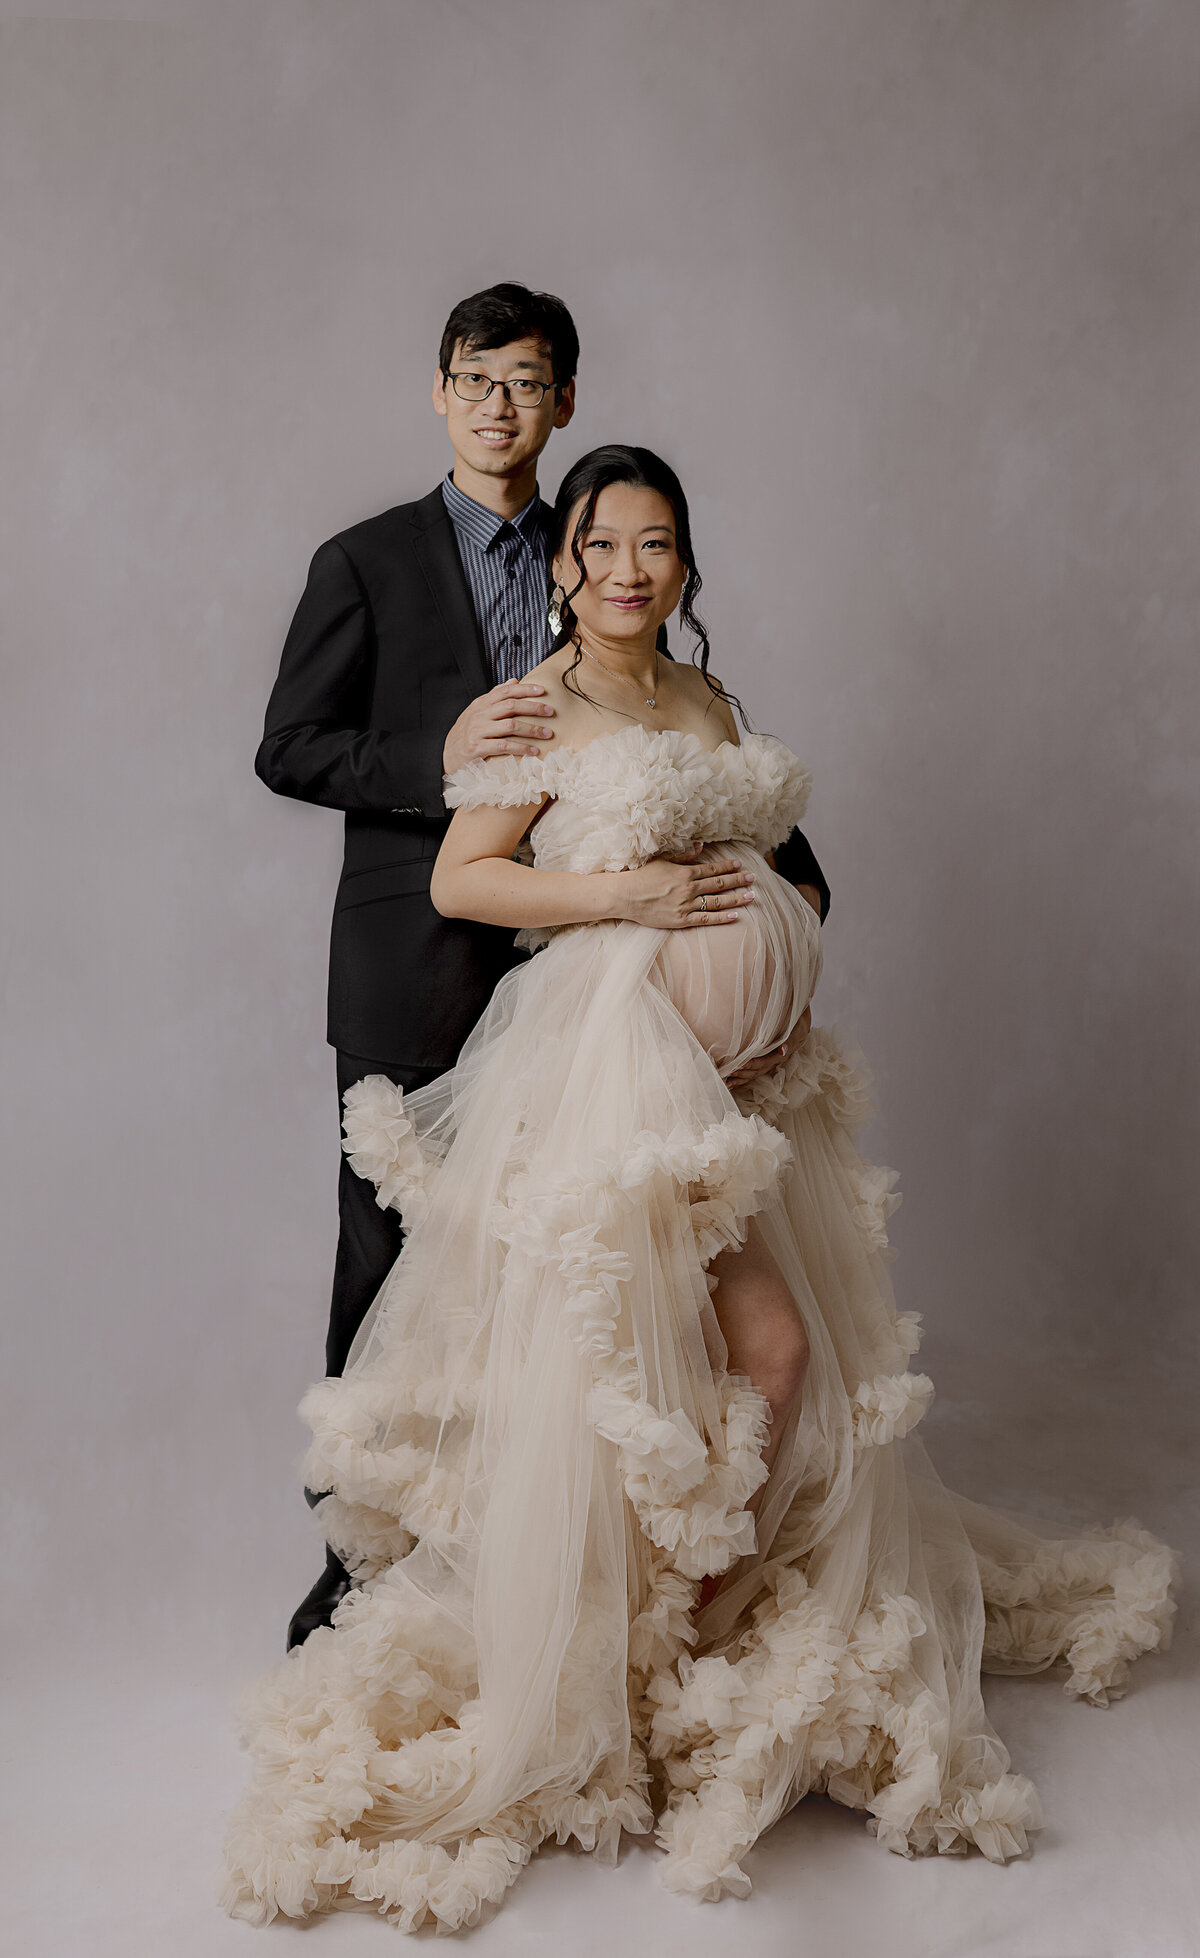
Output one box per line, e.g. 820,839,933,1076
224,726,1176,1933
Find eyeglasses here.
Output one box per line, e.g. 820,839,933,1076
447,371,558,407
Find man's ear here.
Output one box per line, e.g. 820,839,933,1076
553,379,576,431
432,368,448,418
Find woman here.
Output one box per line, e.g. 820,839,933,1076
224,447,1176,1933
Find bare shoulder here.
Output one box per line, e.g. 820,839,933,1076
521,650,593,747
670,659,741,744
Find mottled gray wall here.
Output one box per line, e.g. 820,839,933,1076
3,0,1196,1671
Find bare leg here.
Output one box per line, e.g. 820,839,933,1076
697,1220,809,1609
709,1218,809,1474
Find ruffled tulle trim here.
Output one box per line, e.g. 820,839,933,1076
851,1368,935,1452
322,1081,797,1579
310,1494,414,1583
733,1023,878,1133
226,1016,1178,1932
223,1827,533,1935
224,1781,659,1935
648,1566,1042,1899
323,1048,937,1578
487,1111,789,1576
224,1679,653,1934
445,727,812,872
978,1518,1179,1704
300,1373,466,1538
734,1031,903,1264
222,1497,1179,1926
341,1075,435,1223
222,1573,657,1932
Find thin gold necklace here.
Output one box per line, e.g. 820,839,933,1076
579,642,660,709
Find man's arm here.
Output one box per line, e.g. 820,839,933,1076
773,826,831,922
255,541,447,819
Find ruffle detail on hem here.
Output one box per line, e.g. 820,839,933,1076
341,1075,435,1222
733,1024,877,1133
734,1030,903,1261
224,1720,653,1933
224,1828,533,1934
647,1566,1042,1902
222,1574,657,1933
300,1376,466,1539
977,1518,1179,1705
849,1164,902,1260
851,1370,935,1453
304,1109,789,1581
310,1495,414,1584
488,1111,791,1578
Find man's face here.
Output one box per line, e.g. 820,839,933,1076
433,336,575,486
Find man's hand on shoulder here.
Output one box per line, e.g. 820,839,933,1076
443,680,558,776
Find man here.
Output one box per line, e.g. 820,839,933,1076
256,282,830,1647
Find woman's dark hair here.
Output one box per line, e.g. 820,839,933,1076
549,445,744,723
438,282,580,390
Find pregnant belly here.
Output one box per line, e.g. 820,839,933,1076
649,847,822,1075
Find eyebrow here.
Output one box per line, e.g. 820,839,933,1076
585,523,676,536
460,356,551,373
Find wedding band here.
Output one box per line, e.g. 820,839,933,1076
699,894,708,912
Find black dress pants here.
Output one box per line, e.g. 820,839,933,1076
326,1050,443,1378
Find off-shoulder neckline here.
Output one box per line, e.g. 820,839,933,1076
550,724,755,763
444,727,787,809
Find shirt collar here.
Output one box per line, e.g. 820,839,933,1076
442,473,549,552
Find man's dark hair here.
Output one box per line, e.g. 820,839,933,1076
438,282,580,390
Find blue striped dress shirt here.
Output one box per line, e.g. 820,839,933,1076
441,474,554,685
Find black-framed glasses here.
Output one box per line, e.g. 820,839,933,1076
447,371,558,407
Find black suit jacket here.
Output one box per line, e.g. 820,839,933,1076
257,485,830,1068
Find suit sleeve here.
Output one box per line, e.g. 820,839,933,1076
773,826,831,923
255,541,448,819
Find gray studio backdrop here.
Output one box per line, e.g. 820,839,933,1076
2,1,1196,1691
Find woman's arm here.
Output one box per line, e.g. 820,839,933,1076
430,798,756,932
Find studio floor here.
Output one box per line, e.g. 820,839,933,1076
5,1376,1197,1958
3,1663,1194,1958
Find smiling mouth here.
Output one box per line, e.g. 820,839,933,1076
607,596,649,608
474,429,518,444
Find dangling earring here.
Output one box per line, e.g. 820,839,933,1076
547,585,565,637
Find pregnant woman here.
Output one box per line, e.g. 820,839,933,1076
224,447,1176,1933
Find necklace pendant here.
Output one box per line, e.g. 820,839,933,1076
578,642,660,713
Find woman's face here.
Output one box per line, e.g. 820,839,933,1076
554,483,686,648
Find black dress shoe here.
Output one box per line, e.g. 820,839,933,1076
287,1544,353,1650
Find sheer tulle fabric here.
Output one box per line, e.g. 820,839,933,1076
223,729,1176,1933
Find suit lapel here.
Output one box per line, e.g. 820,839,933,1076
410,489,491,700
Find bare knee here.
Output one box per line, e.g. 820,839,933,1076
729,1277,809,1416
754,1308,809,1415
709,1229,809,1419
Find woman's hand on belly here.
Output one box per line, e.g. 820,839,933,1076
608,845,756,931
722,1004,812,1090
